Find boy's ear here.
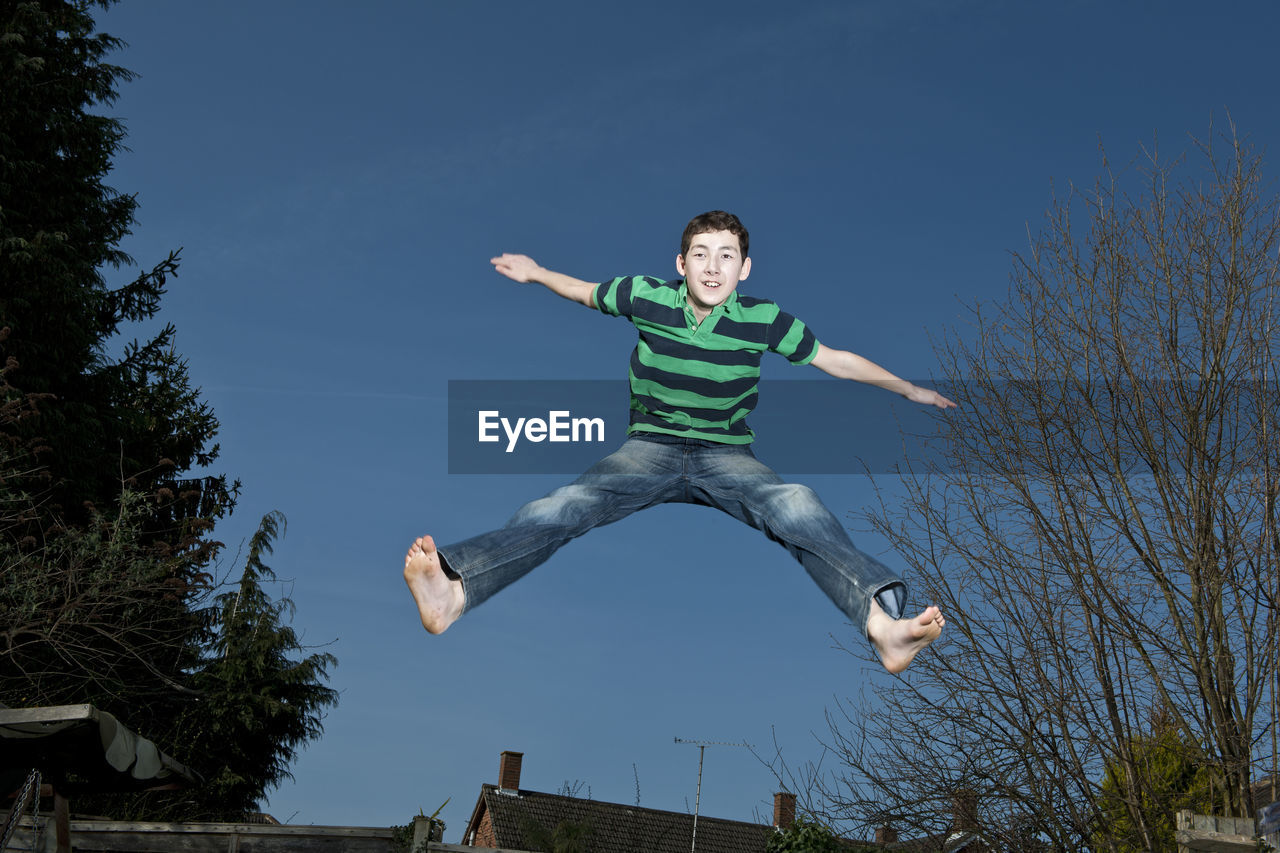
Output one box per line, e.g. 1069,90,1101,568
676,253,687,277
739,256,752,280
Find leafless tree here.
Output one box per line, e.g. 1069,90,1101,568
796,124,1280,851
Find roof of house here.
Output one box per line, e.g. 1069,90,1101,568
465,783,776,853
883,830,982,852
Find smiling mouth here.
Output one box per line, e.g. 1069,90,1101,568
701,280,721,288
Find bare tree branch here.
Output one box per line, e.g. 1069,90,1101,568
805,124,1280,851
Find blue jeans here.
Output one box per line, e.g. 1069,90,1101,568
438,435,906,635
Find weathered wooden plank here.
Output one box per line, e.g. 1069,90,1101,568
0,704,95,726
424,844,535,853
63,821,395,838
78,834,392,853
6,820,399,853
53,791,70,853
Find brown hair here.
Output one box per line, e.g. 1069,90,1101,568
680,210,749,259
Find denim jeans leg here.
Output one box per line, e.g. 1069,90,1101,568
438,438,682,613
687,444,907,636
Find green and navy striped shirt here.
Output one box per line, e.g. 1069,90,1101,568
594,275,820,443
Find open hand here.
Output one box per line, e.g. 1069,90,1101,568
491,253,542,283
906,385,957,409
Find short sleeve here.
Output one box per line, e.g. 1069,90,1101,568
594,276,635,318
767,311,820,365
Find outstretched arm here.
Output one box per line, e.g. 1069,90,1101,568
491,253,597,309
810,344,956,409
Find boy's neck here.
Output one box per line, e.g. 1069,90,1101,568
682,280,732,325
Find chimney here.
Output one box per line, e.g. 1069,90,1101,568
498,750,523,792
875,824,899,844
773,791,796,829
951,789,978,833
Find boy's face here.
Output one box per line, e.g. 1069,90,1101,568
677,229,752,318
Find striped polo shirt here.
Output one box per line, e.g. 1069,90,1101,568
594,275,820,443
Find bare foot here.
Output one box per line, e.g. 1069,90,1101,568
404,535,465,634
867,600,945,674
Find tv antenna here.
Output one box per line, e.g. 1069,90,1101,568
674,737,753,853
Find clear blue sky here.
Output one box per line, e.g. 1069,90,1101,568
95,0,1280,839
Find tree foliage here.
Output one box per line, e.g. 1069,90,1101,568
519,816,595,853
0,489,205,709
1,0,232,752
794,126,1280,851
766,817,866,853
1,0,336,820
124,512,339,821
1,0,236,540
1095,707,1218,852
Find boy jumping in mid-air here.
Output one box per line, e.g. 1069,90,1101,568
405,211,954,673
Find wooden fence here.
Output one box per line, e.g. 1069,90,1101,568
2,816,535,853
1175,810,1278,853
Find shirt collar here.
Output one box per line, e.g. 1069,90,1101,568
677,278,739,320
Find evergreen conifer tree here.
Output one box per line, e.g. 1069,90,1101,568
2,0,234,736
1,2,336,820
160,512,338,821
